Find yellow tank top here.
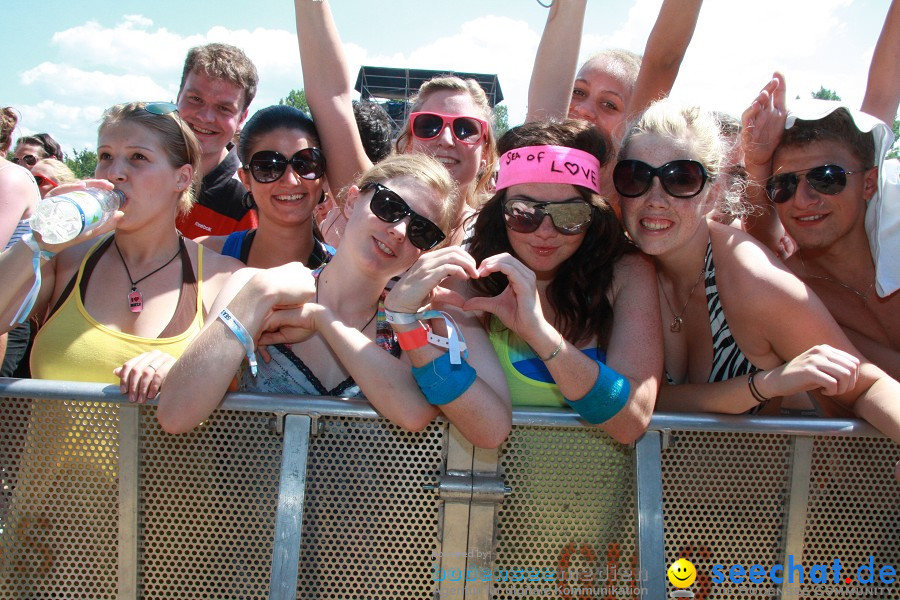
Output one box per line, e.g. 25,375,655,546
31,236,205,383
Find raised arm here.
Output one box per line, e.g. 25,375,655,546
293,0,372,198
526,0,587,122
627,0,703,118
861,0,900,125
740,73,788,253
0,165,39,247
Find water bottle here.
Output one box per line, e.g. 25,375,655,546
30,188,125,244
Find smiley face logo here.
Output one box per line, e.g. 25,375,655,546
667,558,697,588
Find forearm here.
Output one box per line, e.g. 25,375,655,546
628,0,702,116
0,239,54,330
657,375,765,414
526,0,586,122
853,376,900,444
861,0,900,125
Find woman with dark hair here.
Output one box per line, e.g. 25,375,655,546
12,132,64,169
197,104,331,269
465,119,662,444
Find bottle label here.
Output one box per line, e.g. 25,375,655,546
60,192,104,231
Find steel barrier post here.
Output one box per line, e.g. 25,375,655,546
118,405,140,600
779,435,814,598
268,415,312,600
635,431,666,598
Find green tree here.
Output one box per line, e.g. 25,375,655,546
493,104,509,137
889,118,900,160
66,148,97,179
812,86,842,101
279,89,309,115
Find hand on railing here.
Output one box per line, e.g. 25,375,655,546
114,349,176,404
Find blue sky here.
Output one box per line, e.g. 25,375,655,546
3,0,893,155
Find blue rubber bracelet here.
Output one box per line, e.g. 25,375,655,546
564,361,630,424
411,353,477,406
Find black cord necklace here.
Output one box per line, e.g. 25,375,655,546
114,236,183,313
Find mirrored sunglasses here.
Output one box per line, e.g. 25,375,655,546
247,148,326,183
766,164,870,204
363,182,446,251
613,159,710,199
144,102,179,116
410,112,487,145
502,197,594,235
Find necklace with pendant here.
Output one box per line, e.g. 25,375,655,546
798,252,875,306
114,237,183,313
658,266,706,333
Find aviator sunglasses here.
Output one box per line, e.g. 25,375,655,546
246,148,326,184
613,159,710,199
766,164,871,204
363,182,446,251
503,197,594,235
410,112,487,145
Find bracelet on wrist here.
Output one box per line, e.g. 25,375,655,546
218,308,258,377
747,370,771,404
540,333,564,362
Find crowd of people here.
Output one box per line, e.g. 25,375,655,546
1,0,899,451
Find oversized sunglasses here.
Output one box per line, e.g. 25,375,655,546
11,154,39,167
34,174,58,189
766,164,870,204
363,182,446,251
246,148,326,184
410,112,487,145
503,197,594,235
613,159,710,199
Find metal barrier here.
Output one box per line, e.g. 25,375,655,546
0,378,898,600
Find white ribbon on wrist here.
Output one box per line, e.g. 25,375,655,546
11,233,56,326
384,308,468,364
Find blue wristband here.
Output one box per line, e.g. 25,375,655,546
564,361,630,424
411,353,477,406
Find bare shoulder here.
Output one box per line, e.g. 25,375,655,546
610,251,656,300
188,238,244,286
708,221,811,316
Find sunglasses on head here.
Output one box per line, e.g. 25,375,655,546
144,102,178,116
11,155,39,167
246,148,326,184
34,175,58,189
363,182,446,251
766,164,870,204
410,112,487,145
613,159,710,199
502,197,594,235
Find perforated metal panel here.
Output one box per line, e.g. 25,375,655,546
299,417,444,599
140,407,282,599
661,431,793,599
799,435,900,599
493,427,637,599
0,398,120,599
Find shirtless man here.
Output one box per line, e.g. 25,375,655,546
175,43,260,239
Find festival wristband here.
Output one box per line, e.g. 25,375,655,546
218,308,258,377
11,233,56,326
564,361,630,424
412,353,477,406
495,145,601,193
386,309,468,364
396,324,430,351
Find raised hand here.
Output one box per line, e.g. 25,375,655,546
741,72,788,171
462,253,545,339
385,247,479,314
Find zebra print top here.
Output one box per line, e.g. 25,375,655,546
667,239,762,414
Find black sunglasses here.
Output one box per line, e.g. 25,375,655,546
11,154,39,167
613,159,710,199
363,182,446,251
503,197,594,235
410,112,487,145
766,164,870,204
246,148,326,184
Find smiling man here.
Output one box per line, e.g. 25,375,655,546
175,43,259,238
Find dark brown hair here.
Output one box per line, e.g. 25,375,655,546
779,107,875,169
468,119,630,345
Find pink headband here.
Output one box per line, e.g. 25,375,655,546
495,145,601,193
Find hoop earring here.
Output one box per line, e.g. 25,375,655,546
242,191,256,210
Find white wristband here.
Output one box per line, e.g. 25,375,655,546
218,308,258,377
